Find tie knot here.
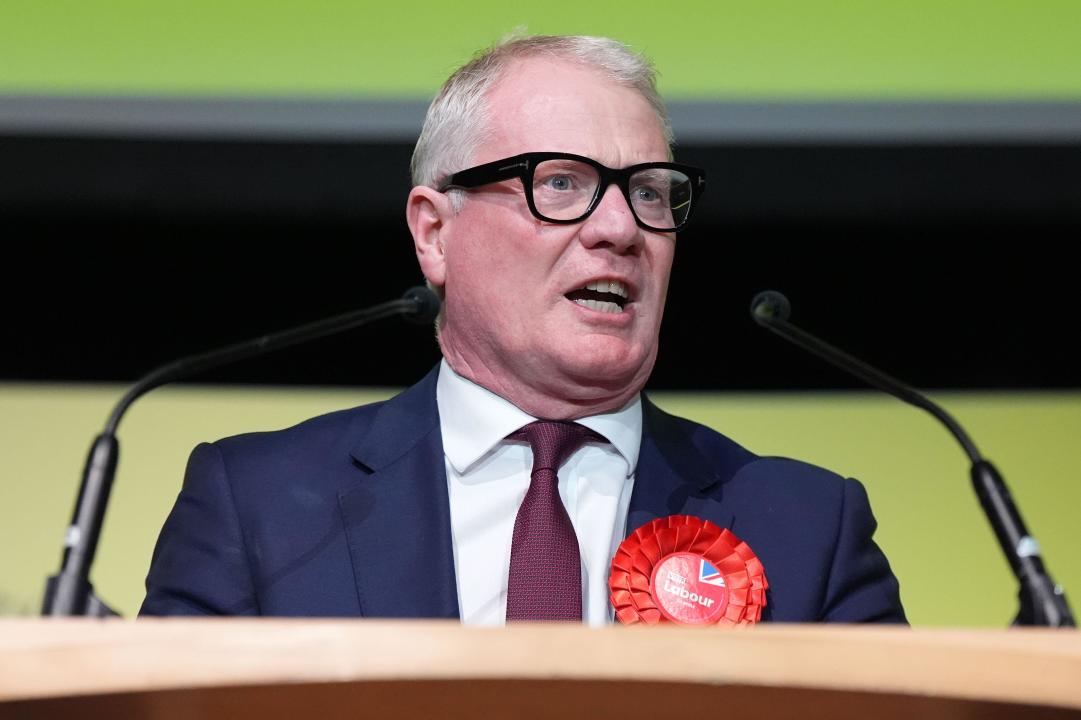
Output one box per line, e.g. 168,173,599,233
509,421,602,473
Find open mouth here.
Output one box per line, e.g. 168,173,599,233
565,279,631,314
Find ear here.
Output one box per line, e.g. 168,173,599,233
406,186,453,288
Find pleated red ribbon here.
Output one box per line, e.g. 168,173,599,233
609,515,768,626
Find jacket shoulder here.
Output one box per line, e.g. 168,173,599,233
209,399,387,473
649,400,848,495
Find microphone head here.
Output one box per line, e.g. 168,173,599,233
402,285,442,325
750,290,791,325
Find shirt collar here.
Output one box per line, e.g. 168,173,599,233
436,359,642,477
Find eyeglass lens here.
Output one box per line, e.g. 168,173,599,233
531,158,692,230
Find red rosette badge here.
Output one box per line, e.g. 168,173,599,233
609,515,768,626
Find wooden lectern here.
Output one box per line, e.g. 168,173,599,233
2,620,1079,719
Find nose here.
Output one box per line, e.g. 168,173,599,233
578,183,642,254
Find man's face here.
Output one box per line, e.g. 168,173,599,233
421,57,676,416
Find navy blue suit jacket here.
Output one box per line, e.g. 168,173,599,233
141,367,905,622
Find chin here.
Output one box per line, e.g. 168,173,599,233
553,348,654,396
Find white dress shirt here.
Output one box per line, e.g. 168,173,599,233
436,360,640,627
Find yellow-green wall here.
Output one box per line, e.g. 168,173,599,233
3,1,1080,98
2,383,1077,625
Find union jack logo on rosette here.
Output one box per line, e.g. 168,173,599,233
608,515,768,626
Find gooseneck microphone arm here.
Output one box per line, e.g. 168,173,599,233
43,286,441,617
751,292,983,462
750,290,1074,628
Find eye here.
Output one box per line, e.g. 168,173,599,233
543,174,576,191
633,184,663,204
533,159,597,200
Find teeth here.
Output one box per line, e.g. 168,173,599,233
573,298,624,314
584,279,628,299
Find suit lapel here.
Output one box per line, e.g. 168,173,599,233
627,395,737,535
339,366,460,619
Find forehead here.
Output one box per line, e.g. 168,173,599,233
478,56,669,168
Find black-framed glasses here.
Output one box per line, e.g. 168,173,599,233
438,152,706,232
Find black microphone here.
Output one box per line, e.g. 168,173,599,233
402,284,442,326
42,285,441,617
750,290,1074,628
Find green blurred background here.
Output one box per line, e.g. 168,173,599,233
2,1,1079,625
3,0,1080,98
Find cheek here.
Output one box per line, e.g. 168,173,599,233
444,241,535,342
646,240,676,303
448,203,538,275
448,228,556,311
447,248,524,311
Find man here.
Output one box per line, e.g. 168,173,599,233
142,35,905,624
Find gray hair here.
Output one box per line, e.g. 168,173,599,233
410,34,674,192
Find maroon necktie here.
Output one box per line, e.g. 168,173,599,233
505,421,600,622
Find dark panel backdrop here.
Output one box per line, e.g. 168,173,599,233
3,134,1079,391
